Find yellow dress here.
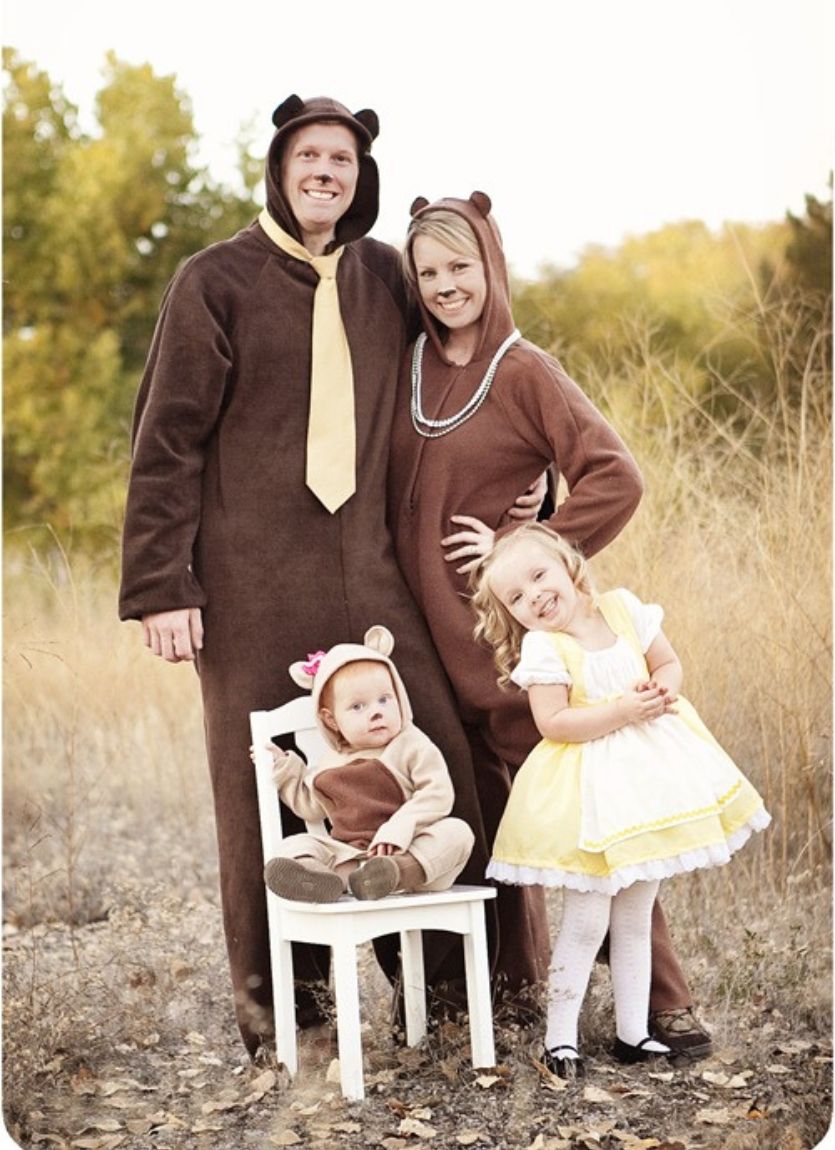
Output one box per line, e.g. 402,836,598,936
487,589,770,894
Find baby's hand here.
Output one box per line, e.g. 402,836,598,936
249,743,284,768
368,842,397,857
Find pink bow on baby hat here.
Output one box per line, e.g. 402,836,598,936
301,650,327,678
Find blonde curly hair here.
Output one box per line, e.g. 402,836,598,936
470,523,595,687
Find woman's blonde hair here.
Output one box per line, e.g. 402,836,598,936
402,209,481,288
470,523,595,686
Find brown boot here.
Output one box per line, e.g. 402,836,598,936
264,857,344,903
348,856,399,900
393,851,426,893
348,852,426,900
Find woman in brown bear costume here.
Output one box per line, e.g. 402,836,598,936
387,193,711,1057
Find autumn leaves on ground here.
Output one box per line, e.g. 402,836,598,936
5,294,832,1149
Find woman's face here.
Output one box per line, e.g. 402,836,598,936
411,234,487,338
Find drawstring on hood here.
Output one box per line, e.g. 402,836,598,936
265,94,381,251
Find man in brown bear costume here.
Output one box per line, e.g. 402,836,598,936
119,94,708,1060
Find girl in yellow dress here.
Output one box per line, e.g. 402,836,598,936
471,523,769,1077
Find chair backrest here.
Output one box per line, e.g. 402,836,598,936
250,696,328,859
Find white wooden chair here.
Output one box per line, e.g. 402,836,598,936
250,695,497,1101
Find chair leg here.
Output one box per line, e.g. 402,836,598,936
400,929,427,1047
272,935,299,1077
463,905,496,1069
331,941,365,1101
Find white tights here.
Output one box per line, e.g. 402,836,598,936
544,880,663,1054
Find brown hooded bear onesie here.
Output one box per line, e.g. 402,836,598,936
119,100,495,1055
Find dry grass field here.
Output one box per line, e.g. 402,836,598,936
3,330,832,1149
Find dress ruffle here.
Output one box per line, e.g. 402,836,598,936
487,807,771,895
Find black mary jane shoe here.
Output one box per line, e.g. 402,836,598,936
542,1045,585,1079
612,1035,672,1064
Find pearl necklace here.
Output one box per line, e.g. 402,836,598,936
410,328,521,438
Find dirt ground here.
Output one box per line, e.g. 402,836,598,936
3,838,832,1150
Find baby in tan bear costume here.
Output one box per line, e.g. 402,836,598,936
255,626,475,902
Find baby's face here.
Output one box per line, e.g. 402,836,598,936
327,662,402,750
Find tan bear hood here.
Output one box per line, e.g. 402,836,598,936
289,626,413,752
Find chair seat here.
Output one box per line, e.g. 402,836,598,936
272,884,496,914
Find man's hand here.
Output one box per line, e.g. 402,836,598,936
142,607,204,663
507,471,548,521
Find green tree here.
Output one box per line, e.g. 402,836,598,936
3,51,258,545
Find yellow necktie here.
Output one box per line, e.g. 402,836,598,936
258,208,356,513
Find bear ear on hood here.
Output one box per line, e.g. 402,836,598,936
288,661,316,690
363,625,395,657
470,191,492,218
410,196,430,217
272,94,305,129
354,108,379,141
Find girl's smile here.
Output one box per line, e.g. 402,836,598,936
489,537,583,634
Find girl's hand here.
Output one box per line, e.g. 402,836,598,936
441,515,496,574
637,678,678,712
619,682,670,725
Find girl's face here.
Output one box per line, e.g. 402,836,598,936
411,234,487,338
488,538,582,634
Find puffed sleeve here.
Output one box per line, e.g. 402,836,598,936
616,587,664,652
510,631,572,690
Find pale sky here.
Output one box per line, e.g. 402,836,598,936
3,0,832,277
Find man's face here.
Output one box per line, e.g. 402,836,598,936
280,122,360,250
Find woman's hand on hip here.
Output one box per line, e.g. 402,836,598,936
441,515,496,574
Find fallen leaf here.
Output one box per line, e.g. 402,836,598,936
531,1055,568,1091
455,1134,482,1146
695,1107,732,1124
410,1108,434,1120
325,1058,341,1083
269,1133,302,1147
70,1137,126,1150
765,1063,791,1074
74,1122,123,1136
191,1122,223,1134
331,1122,362,1133
399,1117,438,1138
380,1140,408,1150
582,1084,615,1104
475,1075,500,1089
648,1071,674,1082
200,1097,239,1115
